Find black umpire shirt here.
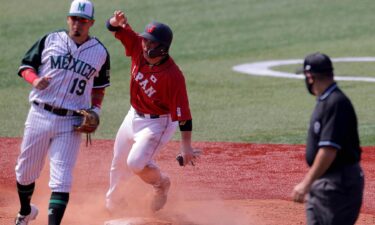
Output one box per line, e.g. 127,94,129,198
306,83,361,173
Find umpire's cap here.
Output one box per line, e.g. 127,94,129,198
140,21,173,48
296,52,334,74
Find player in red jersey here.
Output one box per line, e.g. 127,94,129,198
105,10,196,213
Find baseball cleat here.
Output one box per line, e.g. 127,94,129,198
151,176,171,212
15,204,38,225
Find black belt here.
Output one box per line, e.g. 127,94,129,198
135,111,160,119
33,101,81,116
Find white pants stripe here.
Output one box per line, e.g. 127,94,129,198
15,104,82,192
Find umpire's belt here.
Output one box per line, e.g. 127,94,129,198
33,101,80,116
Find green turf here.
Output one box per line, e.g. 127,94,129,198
1,0,375,145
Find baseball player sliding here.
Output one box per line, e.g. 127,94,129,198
14,0,110,224
105,11,196,213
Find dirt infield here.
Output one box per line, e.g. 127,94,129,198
1,138,374,224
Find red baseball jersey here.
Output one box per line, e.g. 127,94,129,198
115,25,192,122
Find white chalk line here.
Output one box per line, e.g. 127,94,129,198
232,57,375,82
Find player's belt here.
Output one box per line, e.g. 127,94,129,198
33,101,81,116
135,111,161,119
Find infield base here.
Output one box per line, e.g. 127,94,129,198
104,217,172,225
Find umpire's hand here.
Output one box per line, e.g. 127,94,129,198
292,181,310,203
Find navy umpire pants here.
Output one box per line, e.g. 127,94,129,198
306,163,364,225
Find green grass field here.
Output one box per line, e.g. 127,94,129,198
1,0,375,145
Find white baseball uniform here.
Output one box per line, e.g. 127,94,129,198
15,30,110,192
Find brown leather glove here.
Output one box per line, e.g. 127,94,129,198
73,109,100,133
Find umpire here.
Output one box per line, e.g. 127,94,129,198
292,52,364,225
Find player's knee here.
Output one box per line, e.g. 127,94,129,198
126,157,146,173
15,168,39,185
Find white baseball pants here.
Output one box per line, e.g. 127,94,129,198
15,104,82,192
106,107,177,206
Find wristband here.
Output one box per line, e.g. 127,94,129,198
106,19,120,32
90,106,101,116
21,68,38,84
179,119,192,131
91,88,105,109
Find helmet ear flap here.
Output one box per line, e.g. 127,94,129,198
147,44,169,58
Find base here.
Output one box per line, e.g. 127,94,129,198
104,217,172,225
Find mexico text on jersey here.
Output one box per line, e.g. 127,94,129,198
18,29,110,111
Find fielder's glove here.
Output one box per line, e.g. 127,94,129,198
73,109,100,133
